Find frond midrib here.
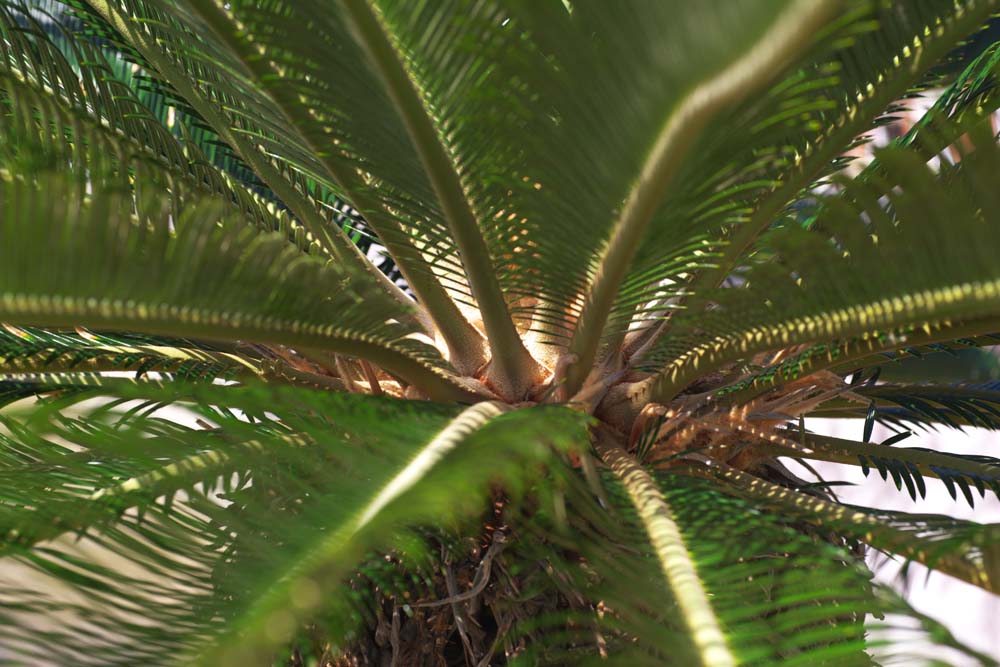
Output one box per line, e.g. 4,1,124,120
0,291,478,402
595,433,737,667
196,401,509,665
562,0,841,398
183,0,490,365
768,431,1000,489
692,458,997,593
626,0,1000,367
630,279,1000,411
85,0,418,319
683,0,1000,303
712,317,1000,406
339,0,539,398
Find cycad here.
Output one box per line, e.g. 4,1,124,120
3,0,1000,664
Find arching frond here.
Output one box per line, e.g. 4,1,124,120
339,0,535,393
504,462,988,666
154,0,487,371
693,459,1000,594
0,168,475,401
861,36,1000,178
594,436,735,667
697,319,1000,409
623,0,1000,359
837,333,1000,384
0,383,589,665
2,1,999,664
769,429,1000,507
0,3,354,263
560,0,839,397
0,325,256,381
627,119,1000,409
812,382,1000,432
78,0,415,312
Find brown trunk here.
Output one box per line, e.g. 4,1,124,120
286,520,592,666
296,529,525,667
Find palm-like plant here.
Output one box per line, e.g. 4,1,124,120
4,0,1000,664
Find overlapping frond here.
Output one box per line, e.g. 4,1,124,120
862,35,1000,176
813,382,1000,432
0,325,256,381
692,459,1000,594
503,463,989,666
705,323,1000,406
621,0,1000,356
627,119,1000,408
73,0,416,312
560,0,840,396
770,429,1000,507
840,334,1000,384
594,436,735,667
0,3,325,253
0,1,999,664
0,167,474,400
153,0,488,371
115,0,855,393
364,0,836,344
0,383,589,665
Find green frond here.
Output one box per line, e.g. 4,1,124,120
0,325,257,381
81,0,415,313
185,0,858,353
694,459,1000,594
708,319,1000,405
168,0,484,369
594,435,735,667
862,36,1000,178
692,0,1000,285
767,429,1000,507
628,119,1000,408
561,0,839,397
504,462,987,666
0,5,312,250
0,378,100,411
338,0,533,394
49,0,400,267
363,0,842,341
812,382,1000,432
622,0,1000,361
0,3,430,331
836,333,1000,384
0,167,475,401
0,382,590,665
1,1,999,663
